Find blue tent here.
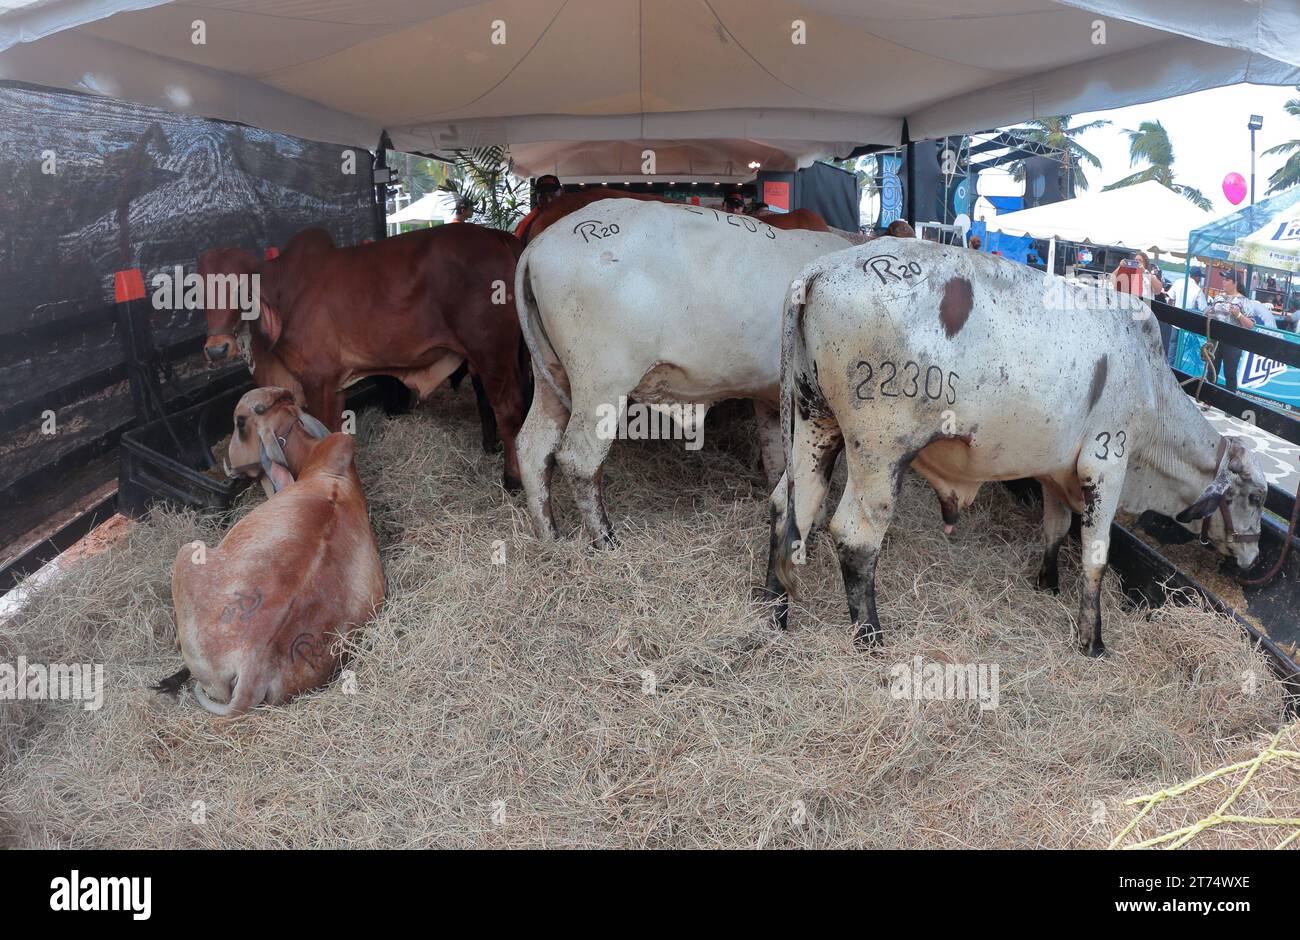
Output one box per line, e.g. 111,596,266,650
1187,187,1300,262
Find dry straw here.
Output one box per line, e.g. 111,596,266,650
0,388,1293,848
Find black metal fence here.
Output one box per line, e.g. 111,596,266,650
1138,299,1300,682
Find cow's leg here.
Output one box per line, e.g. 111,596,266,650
517,372,569,538
1035,484,1073,594
304,380,346,433
753,400,785,488
470,359,527,492
557,389,620,549
764,412,843,627
471,374,501,453
828,458,897,648
1073,456,1128,657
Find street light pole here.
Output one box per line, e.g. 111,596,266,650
1248,114,1263,206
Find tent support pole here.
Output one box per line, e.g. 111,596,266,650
372,130,393,240
903,119,916,226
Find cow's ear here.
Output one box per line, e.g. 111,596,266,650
258,449,295,494
1175,488,1225,523
297,411,330,440
257,302,283,348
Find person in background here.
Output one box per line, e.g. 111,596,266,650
968,235,982,251
1227,276,1278,328
453,197,475,223
1207,278,1257,393
512,174,564,238
1111,250,1163,299
722,191,746,214
1169,266,1207,312
886,220,916,238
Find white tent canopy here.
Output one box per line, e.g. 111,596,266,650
387,190,457,225
985,180,1211,255
0,0,1297,177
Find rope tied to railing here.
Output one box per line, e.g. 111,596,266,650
1178,305,1218,402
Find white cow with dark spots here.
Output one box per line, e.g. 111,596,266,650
515,198,853,545
767,238,1266,656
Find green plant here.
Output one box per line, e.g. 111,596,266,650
1264,88,1300,195
438,146,528,230
1102,119,1211,210
1007,115,1109,193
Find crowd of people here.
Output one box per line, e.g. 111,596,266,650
1107,249,1294,394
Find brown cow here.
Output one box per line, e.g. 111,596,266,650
203,224,530,490
517,186,833,245
197,246,305,403
167,387,383,716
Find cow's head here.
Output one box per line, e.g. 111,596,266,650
197,247,260,364
224,387,330,497
1174,436,1266,570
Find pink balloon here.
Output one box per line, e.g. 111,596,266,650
1223,172,1247,205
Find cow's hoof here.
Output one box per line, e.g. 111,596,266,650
482,437,502,454
592,530,619,551
853,624,883,650
502,474,523,493
1079,639,1107,658
761,593,788,631
1034,572,1060,594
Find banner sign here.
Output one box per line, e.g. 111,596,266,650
762,180,790,212
1174,325,1300,409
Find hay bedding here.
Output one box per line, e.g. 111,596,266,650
0,386,1292,849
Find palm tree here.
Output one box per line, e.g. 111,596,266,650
1008,115,1110,193
438,146,528,230
1263,89,1300,195
1102,119,1212,210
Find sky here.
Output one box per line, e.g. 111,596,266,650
979,82,1300,216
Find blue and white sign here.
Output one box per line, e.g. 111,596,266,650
1174,325,1300,409
879,155,904,229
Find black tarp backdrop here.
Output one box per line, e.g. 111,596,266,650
0,81,376,556
0,81,374,333
757,161,859,230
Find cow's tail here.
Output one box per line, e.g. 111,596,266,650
772,270,820,598
192,671,263,717
514,246,572,411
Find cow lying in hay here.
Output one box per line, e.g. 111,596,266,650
767,238,1267,656
162,388,384,715
201,224,530,490
515,198,854,545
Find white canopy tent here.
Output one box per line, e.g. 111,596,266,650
387,190,458,225
0,1,1298,177
986,180,1211,256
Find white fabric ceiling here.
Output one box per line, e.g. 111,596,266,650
0,0,1297,177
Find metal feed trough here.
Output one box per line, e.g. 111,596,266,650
1109,301,1300,692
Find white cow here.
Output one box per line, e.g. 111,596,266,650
767,238,1266,656
515,198,852,545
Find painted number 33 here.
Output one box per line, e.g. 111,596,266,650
1094,430,1126,459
